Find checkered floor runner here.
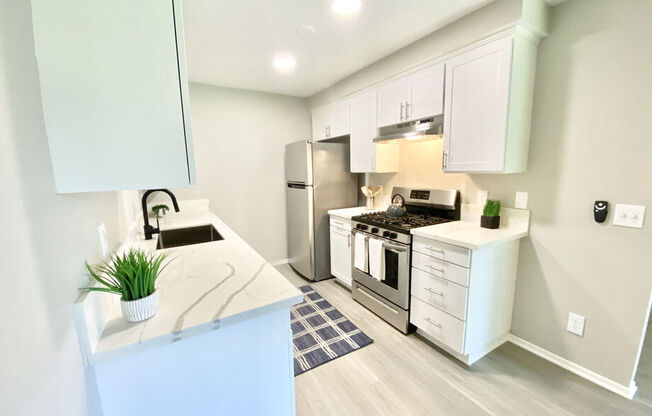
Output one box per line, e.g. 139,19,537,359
291,285,373,376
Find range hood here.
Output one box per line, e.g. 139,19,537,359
373,115,443,144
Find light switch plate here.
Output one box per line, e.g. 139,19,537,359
98,223,109,258
567,312,585,336
612,204,646,228
515,192,528,209
477,190,488,207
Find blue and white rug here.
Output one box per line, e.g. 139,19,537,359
291,285,373,376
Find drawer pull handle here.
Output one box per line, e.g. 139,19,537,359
423,317,442,328
426,264,444,273
427,247,445,254
425,287,444,296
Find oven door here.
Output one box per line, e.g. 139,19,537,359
351,230,410,309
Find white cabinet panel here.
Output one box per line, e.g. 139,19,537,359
412,251,470,287
329,101,350,138
406,63,445,121
311,108,329,141
31,0,195,193
411,267,468,321
377,79,407,127
443,37,513,173
329,223,352,286
413,236,471,268
410,296,466,354
350,90,399,173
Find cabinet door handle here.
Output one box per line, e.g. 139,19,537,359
426,246,444,254
347,234,351,247
423,317,442,328
405,102,410,120
400,102,405,121
425,287,444,296
442,151,447,170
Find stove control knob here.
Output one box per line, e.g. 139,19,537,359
371,227,379,234
389,232,398,239
382,231,390,238
360,224,368,231
356,224,363,229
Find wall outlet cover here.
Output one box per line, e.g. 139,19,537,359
515,192,528,209
477,190,488,207
612,204,646,228
98,223,109,258
567,312,585,336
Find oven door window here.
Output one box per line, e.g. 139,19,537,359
383,248,400,290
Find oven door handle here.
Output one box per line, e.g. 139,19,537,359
383,242,407,253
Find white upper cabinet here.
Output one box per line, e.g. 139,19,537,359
350,90,399,173
443,34,538,173
377,79,407,127
406,64,445,122
30,0,195,193
311,108,330,141
377,63,445,127
311,101,350,141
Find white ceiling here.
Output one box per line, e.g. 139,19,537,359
182,0,493,97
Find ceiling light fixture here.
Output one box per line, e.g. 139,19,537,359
332,0,361,15
273,55,296,72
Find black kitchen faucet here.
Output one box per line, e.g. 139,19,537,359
142,189,180,240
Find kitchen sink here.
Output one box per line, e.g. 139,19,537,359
156,224,223,250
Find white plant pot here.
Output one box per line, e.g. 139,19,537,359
121,291,159,322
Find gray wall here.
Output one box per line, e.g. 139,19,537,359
311,0,652,387
170,84,312,262
0,1,120,414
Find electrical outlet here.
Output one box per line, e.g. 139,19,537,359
567,312,585,336
612,204,646,228
98,223,109,258
515,192,528,209
477,190,488,207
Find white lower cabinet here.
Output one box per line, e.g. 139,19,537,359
410,236,520,365
329,216,353,287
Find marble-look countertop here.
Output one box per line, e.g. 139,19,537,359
328,206,380,219
411,205,530,250
81,202,303,365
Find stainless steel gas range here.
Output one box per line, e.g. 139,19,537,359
350,187,460,333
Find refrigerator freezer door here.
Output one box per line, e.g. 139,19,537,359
286,183,314,279
285,140,313,185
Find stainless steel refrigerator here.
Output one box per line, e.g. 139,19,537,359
285,140,358,281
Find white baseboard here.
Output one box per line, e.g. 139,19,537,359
507,334,637,400
270,258,290,267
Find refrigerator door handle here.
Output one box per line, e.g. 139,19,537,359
287,183,307,189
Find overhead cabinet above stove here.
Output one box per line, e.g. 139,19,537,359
377,63,445,128
30,0,195,193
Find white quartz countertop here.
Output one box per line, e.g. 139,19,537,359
410,206,530,250
328,206,379,219
82,204,303,365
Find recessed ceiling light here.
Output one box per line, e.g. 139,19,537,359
332,0,361,15
273,55,296,72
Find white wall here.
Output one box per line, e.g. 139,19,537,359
167,84,311,262
0,1,120,415
310,0,652,388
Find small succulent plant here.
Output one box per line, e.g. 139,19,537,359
483,200,501,217
152,204,169,218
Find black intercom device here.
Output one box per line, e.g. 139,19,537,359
594,201,608,223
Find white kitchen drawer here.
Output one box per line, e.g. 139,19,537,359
410,296,466,354
411,251,469,287
411,267,468,321
413,236,470,268
330,216,351,230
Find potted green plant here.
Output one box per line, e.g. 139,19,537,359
481,200,501,229
81,249,170,322
152,204,169,218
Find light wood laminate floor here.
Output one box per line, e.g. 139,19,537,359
276,264,652,416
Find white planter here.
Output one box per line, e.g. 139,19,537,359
121,291,159,322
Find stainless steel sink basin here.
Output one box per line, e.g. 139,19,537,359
156,224,223,250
